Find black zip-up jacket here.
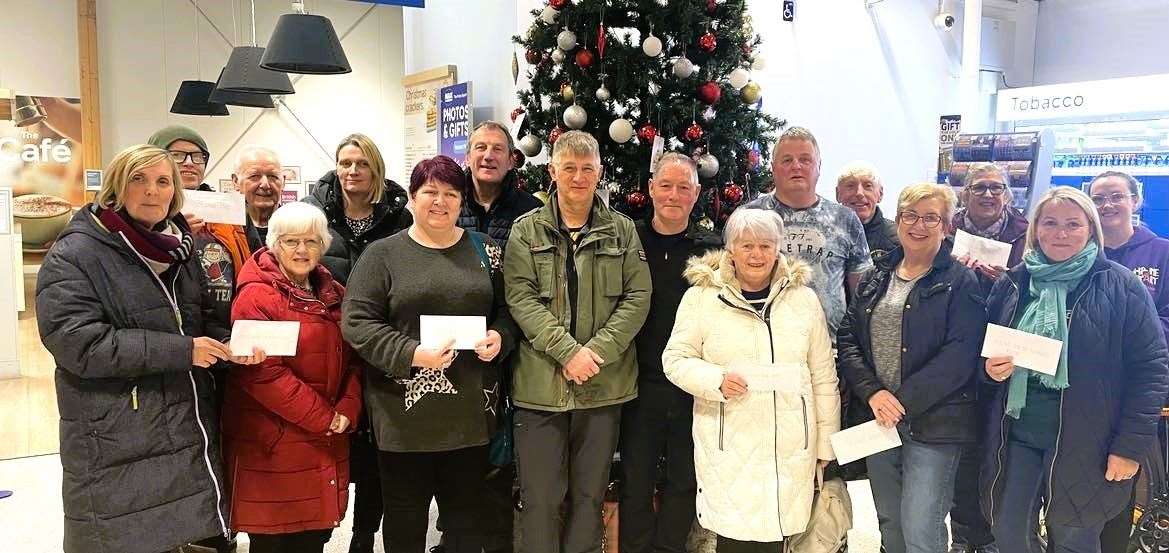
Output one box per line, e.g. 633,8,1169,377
837,239,986,444
862,205,900,260
305,171,412,285
457,168,542,254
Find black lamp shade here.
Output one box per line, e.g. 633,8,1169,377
260,14,352,75
218,46,295,95
170,80,230,116
209,68,275,108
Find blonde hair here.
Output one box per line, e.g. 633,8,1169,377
96,144,184,218
1024,187,1105,255
335,133,387,204
266,202,333,252
724,208,786,253
836,160,882,189
898,182,957,223
552,130,600,163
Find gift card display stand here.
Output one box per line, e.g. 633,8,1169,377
948,130,1055,214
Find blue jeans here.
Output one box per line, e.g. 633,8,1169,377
990,440,1105,553
866,424,962,553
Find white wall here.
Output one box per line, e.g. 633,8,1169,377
0,0,79,98
1033,0,1169,85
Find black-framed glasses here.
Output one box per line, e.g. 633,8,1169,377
168,150,208,165
1090,192,1134,207
898,212,945,228
968,184,1007,196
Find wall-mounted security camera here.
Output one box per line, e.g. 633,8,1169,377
934,12,956,30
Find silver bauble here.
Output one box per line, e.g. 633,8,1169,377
563,105,588,129
697,154,720,178
642,35,663,57
595,85,611,101
672,57,696,79
557,29,578,51
728,68,751,90
540,6,559,24
608,118,635,143
518,134,542,157
551,49,567,64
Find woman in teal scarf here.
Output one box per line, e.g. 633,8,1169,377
980,187,1169,553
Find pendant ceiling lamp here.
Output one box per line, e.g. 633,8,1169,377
209,68,275,108
260,1,351,74
170,1,230,115
216,1,295,95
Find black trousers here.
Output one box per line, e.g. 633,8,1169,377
378,445,488,553
618,382,696,553
248,529,332,553
715,535,782,553
438,462,516,553
951,388,995,547
349,428,384,536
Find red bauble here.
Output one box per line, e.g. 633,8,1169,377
698,32,718,53
597,24,607,58
684,122,704,142
697,81,722,104
525,49,541,64
722,183,744,204
575,49,595,68
706,0,718,14
549,0,567,9
637,123,658,143
549,126,565,144
626,191,648,209
510,107,525,122
511,149,526,168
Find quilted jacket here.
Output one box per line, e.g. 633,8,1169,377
981,252,1169,529
663,250,840,541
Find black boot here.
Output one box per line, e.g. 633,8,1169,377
348,532,375,553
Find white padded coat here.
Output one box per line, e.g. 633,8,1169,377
663,251,840,542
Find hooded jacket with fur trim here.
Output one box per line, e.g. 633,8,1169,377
662,250,840,541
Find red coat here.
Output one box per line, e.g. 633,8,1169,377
222,248,363,534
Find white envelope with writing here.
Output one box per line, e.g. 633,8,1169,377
980,323,1063,376
952,229,1012,268
830,420,902,465
732,361,805,393
420,315,488,350
230,320,300,356
181,190,247,226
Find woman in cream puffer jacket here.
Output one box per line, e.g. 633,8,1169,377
663,245,840,546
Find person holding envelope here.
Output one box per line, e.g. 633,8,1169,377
222,201,362,553
342,155,516,553
36,144,264,553
982,187,1169,553
836,183,986,553
662,207,839,553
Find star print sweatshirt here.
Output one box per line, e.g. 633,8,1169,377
342,230,517,452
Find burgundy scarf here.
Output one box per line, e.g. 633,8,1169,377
96,206,194,264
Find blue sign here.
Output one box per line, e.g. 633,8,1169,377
438,82,473,163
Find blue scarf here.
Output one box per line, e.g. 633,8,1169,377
1005,243,1098,418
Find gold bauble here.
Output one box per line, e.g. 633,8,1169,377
740,81,762,104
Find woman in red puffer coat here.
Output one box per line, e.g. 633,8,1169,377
222,202,363,553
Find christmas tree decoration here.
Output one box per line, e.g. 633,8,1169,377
512,149,526,168
609,118,635,143
595,84,611,101
698,31,718,52
698,216,715,231
706,0,718,15
752,54,767,71
672,57,696,79
511,107,525,122
702,106,717,121
525,48,541,64
519,134,542,156
563,104,588,129
597,24,607,58
722,183,744,203
560,83,575,101
747,148,761,170
575,49,595,68
697,81,722,104
512,52,520,83
551,49,567,64
549,0,568,9
740,81,762,103
626,191,648,209
684,121,704,141
539,6,559,23
728,68,750,90
557,29,577,51
548,126,565,144
642,34,663,57
637,123,658,143
696,153,720,178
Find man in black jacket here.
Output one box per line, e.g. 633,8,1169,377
835,160,898,260
620,152,722,553
458,121,542,254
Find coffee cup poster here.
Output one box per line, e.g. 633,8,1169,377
0,93,84,250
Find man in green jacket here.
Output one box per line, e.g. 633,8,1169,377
504,130,651,553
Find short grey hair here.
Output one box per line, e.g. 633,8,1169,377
960,162,1012,205
723,208,785,253
653,152,698,184
774,126,820,157
836,160,882,189
265,202,333,252
551,130,600,163
470,121,516,152
234,145,282,175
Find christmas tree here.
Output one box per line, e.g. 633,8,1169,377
511,0,785,226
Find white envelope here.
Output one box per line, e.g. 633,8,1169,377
830,420,902,465
420,315,488,350
734,362,804,393
952,229,1012,268
229,320,300,356
181,190,247,226
980,323,1064,376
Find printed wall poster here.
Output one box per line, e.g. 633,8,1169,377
403,66,458,179
219,179,238,193
937,114,961,184
281,166,301,184
438,82,473,164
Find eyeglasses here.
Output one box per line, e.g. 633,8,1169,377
1090,192,1134,207
897,212,945,228
168,150,208,165
968,184,1007,197
278,238,323,251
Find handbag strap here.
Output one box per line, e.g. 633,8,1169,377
467,230,494,278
